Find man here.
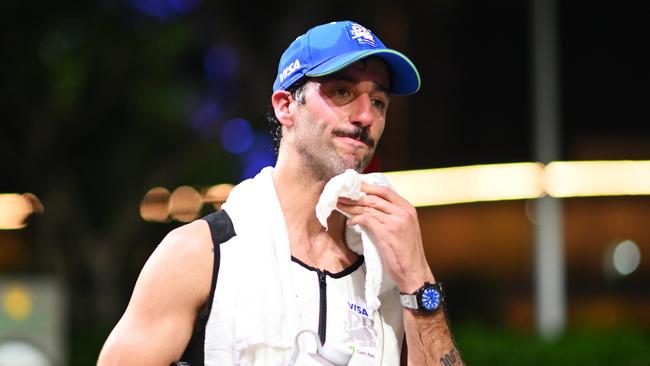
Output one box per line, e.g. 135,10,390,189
98,20,463,365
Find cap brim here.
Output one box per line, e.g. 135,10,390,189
305,49,421,95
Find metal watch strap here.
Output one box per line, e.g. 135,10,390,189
399,293,419,310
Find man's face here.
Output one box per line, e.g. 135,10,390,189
288,57,390,180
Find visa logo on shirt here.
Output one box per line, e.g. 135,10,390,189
347,301,370,317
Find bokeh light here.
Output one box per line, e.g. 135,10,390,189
168,186,203,222
241,132,276,179
3,285,33,321
221,118,254,154
0,341,52,366
22,194,44,214
139,187,171,223
544,161,650,197
612,240,642,276
0,194,43,230
129,0,201,21
204,184,234,210
191,99,223,138
203,43,239,81
167,0,201,14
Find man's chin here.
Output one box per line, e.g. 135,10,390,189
316,152,374,180
323,161,360,180
340,155,372,174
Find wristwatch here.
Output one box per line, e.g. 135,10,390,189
399,282,444,314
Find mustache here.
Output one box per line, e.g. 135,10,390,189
333,127,376,148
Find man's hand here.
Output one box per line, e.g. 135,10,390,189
336,181,434,292
337,181,464,366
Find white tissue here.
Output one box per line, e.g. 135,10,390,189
315,169,396,312
316,169,364,228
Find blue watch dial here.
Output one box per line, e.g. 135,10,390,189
421,286,442,311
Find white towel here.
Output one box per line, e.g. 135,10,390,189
221,167,299,366
315,169,397,312
221,167,397,365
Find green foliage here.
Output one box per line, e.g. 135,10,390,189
70,323,650,365
69,325,111,366
456,323,650,365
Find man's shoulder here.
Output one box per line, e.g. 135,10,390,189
155,219,214,261
129,216,216,313
166,218,210,242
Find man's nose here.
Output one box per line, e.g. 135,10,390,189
350,94,374,127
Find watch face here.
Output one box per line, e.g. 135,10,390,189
421,286,442,312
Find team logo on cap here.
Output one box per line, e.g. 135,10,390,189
347,23,376,47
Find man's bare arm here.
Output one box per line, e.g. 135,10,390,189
97,220,213,365
338,182,464,365
403,305,462,365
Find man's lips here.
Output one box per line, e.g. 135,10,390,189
335,135,368,148
333,129,375,148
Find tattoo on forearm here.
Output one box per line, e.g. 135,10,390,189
440,348,461,366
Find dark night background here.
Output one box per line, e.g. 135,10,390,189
1,1,649,365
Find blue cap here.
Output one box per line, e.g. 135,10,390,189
273,21,421,95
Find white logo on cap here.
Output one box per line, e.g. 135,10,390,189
348,23,376,46
280,59,301,82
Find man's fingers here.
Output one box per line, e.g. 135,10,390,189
338,201,388,225
336,201,363,215
338,194,394,214
360,182,410,206
337,201,385,219
345,207,386,228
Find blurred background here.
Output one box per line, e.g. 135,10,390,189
1,0,649,365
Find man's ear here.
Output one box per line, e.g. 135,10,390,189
271,90,294,128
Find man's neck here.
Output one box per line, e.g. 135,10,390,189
272,157,358,272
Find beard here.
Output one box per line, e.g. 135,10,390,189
295,125,376,181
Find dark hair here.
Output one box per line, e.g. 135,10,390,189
266,78,309,156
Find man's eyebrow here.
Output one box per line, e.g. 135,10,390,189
321,74,390,94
